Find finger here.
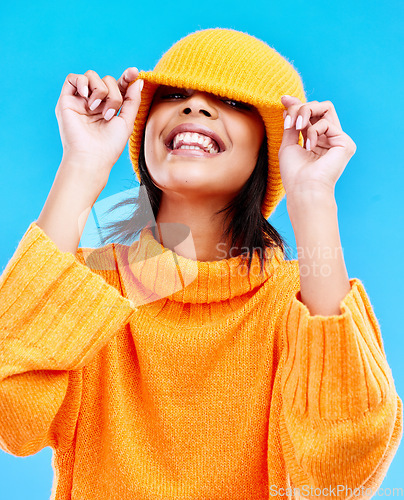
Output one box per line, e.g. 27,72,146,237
300,126,309,150
279,116,301,151
281,96,305,131
61,73,89,99
296,101,342,131
281,97,314,151
306,118,347,150
99,75,124,121
281,95,302,107
284,99,342,132
119,79,144,132
117,67,139,94
281,96,306,148
85,70,109,112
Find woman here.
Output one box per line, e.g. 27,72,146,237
0,28,402,500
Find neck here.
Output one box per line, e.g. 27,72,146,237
154,193,237,262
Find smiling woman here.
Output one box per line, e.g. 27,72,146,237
0,27,402,500
100,79,286,270
138,82,272,262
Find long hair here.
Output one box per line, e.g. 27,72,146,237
100,128,291,275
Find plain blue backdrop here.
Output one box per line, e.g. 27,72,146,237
1,0,403,498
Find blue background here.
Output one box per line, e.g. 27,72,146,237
1,0,403,498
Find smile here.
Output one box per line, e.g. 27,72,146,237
171,132,219,153
166,133,222,158
164,123,226,158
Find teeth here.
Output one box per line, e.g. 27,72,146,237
177,145,205,150
172,131,220,153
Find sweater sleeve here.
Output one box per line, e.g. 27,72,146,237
0,222,136,457
279,278,403,499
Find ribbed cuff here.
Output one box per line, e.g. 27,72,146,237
280,278,395,420
0,222,136,373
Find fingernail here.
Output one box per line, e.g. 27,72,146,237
138,79,144,92
90,99,102,111
104,108,115,121
296,115,303,130
306,138,311,151
83,86,89,98
284,115,292,129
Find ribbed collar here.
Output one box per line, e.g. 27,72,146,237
116,226,284,305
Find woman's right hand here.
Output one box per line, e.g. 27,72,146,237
55,67,143,189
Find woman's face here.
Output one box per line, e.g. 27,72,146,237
144,85,265,203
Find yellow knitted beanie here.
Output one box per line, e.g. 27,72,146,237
129,28,307,219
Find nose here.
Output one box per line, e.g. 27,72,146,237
180,91,219,119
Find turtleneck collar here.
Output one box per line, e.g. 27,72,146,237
114,226,285,305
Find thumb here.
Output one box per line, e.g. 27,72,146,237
119,79,144,132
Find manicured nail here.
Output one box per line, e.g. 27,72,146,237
104,108,115,121
90,99,102,111
296,115,303,130
306,138,311,151
82,86,89,98
138,79,144,91
284,115,292,129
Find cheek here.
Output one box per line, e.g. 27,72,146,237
247,117,266,154
234,123,264,165
224,122,264,188
144,126,153,164
228,111,264,149
144,116,161,167
143,117,167,188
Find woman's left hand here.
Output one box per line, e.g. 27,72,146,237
278,95,357,200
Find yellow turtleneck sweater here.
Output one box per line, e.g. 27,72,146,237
0,222,402,500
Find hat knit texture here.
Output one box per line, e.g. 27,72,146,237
129,28,307,219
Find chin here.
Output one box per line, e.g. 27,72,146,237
159,161,213,186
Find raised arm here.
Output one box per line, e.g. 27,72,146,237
0,67,143,457
276,95,402,498
279,95,356,316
